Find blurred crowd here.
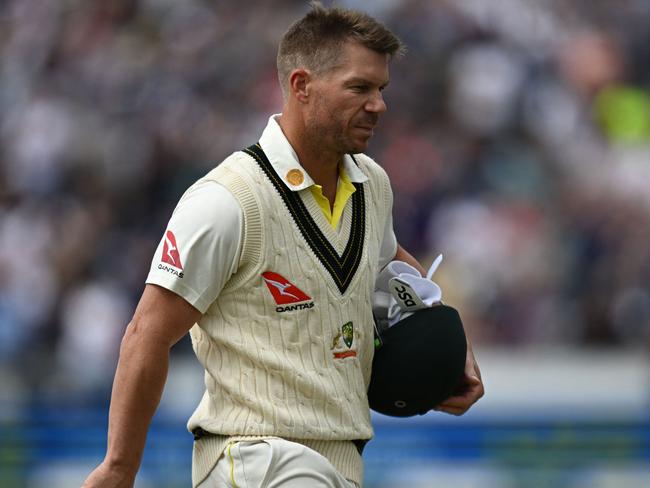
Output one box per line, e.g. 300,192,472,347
1,0,650,402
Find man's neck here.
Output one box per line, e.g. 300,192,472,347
277,113,340,190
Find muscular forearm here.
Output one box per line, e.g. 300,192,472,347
83,285,200,487
394,244,426,276
103,322,171,475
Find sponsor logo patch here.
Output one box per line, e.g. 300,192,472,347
162,231,183,269
262,271,314,312
159,230,184,278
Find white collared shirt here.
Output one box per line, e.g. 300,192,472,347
146,115,397,313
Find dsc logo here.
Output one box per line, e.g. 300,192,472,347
394,285,416,308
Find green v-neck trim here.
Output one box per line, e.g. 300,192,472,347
243,143,366,294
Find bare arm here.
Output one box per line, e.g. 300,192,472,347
394,243,426,276
82,284,202,488
394,243,484,415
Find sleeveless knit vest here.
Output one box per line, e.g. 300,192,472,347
187,146,393,486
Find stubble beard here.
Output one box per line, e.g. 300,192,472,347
306,108,356,158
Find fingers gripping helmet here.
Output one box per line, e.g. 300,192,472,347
368,305,467,417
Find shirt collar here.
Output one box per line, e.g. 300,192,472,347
258,114,368,192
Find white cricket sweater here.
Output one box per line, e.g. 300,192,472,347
188,145,393,487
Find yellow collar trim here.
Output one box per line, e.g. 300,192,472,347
309,165,357,229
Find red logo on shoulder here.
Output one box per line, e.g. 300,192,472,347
161,230,183,270
262,272,311,305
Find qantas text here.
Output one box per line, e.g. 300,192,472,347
158,263,184,278
276,302,314,313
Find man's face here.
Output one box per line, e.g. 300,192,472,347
306,41,390,155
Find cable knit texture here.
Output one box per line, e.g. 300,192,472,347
187,150,392,487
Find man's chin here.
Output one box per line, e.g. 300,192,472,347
348,137,370,154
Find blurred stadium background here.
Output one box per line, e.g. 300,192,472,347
1,0,650,486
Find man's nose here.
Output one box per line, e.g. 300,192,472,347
365,91,387,114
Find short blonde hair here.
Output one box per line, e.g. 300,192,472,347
277,1,405,99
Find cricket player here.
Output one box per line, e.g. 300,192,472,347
83,3,483,487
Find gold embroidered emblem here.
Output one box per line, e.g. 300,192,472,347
286,169,304,186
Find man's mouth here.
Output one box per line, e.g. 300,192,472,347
355,125,375,135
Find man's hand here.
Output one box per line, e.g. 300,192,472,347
82,461,136,488
434,342,484,415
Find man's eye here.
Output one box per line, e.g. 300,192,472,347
351,86,367,92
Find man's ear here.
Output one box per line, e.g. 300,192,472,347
288,68,311,103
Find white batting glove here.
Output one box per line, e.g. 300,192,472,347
375,260,422,292
373,254,444,329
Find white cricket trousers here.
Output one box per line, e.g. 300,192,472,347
197,438,360,488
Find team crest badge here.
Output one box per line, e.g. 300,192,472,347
342,322,354,348
333,321,356,359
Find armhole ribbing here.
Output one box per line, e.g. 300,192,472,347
203,163,263,291
381,167,393,224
